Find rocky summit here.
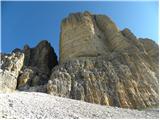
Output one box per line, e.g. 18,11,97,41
17,40,58,92
0,11,159,110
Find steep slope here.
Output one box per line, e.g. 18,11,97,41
0,92,158,119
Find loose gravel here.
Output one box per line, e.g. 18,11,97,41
0,92,159,119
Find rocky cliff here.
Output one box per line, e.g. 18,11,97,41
60,11,129,63
0,51,24,92
0,11,158,109
17,40,58,92
0,40,58,92
48,11,159,109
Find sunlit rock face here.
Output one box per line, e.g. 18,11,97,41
60,11,129,63
0,11,158,109
48,11,159,109
0,51,24,93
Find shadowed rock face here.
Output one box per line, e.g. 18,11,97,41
17,40,58,92
0,40,58,93
48,11,159,109
23,40,58,74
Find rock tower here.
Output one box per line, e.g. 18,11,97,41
60,11,129,63
48,11,159,109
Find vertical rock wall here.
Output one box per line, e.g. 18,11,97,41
48,11,159,109
60,11,130,63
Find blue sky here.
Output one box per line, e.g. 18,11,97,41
1,1,158,57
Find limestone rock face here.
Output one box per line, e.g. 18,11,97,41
48,11,159,109
60,11,129,63
48,54,158,109
17,40,58,91
0,51,24,92
140,38,159,63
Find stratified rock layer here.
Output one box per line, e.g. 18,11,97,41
0,51,24,92
48,11,159,109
